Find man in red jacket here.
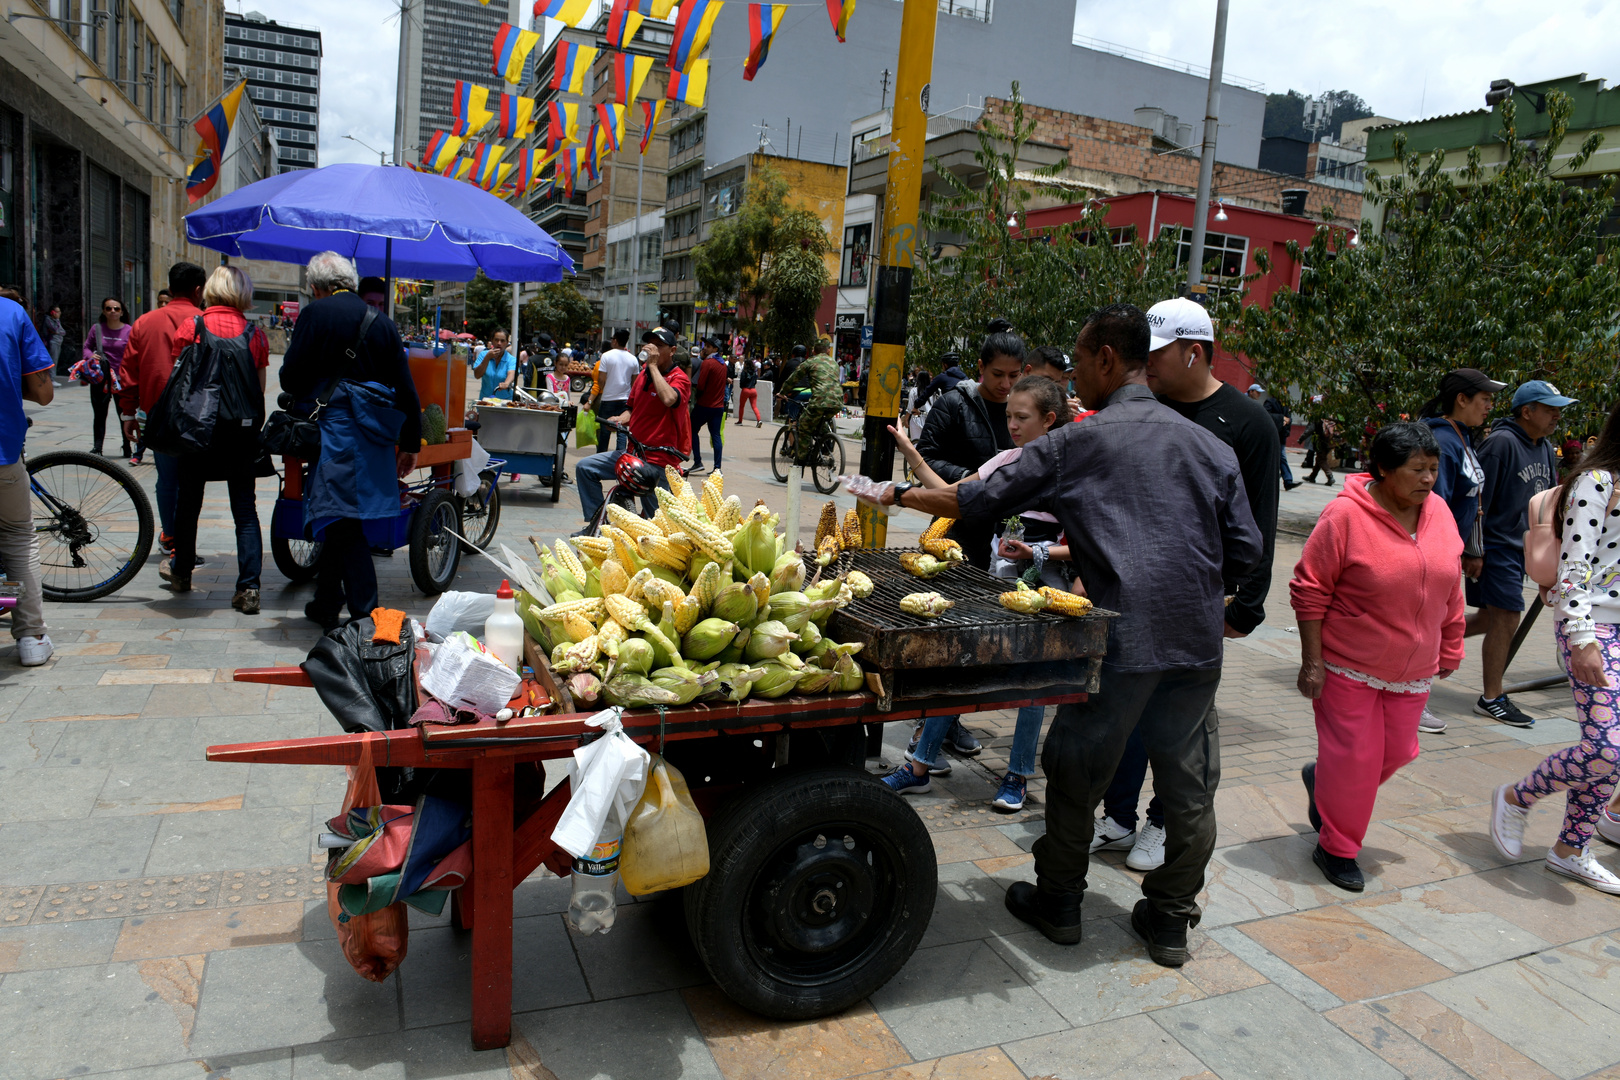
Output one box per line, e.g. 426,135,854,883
690,346,728,473
118,262,206,552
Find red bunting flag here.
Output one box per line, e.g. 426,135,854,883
825,0,854,43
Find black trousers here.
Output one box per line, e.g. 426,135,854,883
314,518,378,622
89,382,129,455
1034,664,1222,925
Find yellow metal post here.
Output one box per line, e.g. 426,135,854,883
857,0,937,549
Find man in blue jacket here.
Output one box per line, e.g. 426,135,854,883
1469,380,1575,727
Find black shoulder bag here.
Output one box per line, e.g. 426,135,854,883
263,308,378,460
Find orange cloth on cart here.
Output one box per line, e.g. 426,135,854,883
370,607,407,644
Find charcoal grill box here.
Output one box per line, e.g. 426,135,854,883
826,550,1116,711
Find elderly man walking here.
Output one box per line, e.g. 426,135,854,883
872,304,1262,966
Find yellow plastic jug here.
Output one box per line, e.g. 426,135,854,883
619,754,710,895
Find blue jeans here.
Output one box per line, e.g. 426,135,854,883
1009,705,1046,777
692,406,725,468
575,448,667,524
154,451,179,539
908,714,958,770
172,463,262,591
1279,451,1295,484
1103,727,1164,829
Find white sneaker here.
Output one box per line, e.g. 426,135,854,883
1545,847,1620,894
1126,822,1168,871
1490,783,1529,859
1089,815,1136,854
1417,707,1447,733
1596,806,1620,846
17,635,52,667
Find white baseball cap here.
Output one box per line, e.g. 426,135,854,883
1146,297,1215,352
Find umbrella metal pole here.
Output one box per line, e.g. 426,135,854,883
385,237,394,322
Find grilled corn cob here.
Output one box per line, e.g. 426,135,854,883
899,592,954,618
998,581,1048,614
921,535,965,563
552,539,588,583
899,551,952,579
815,502,839,548
638,534,692,574
1037,586,1093,617
815,534,842,567
841,509,864,551
921,516,956,544
598,558,630,597
605,503,661,541
701,473,725,520
846,570,874,598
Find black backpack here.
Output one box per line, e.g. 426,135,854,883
144,317,264,457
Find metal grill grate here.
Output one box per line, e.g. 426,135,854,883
831,548,1109,633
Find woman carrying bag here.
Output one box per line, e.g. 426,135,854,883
78,297,132,458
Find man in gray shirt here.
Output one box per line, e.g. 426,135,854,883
878,304,1261,966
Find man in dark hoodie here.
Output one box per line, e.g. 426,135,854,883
916,352,968,409
1469,380,1576,727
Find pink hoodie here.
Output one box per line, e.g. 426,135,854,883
1290,474,1465,683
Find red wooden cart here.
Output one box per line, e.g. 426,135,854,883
209,645,1094,1050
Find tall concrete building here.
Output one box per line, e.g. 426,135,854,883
394,0,522,166
224,10,321,173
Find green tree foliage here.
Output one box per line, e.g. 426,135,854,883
693,162,832,352
523,280,595,344
906,83,1201,371
464,271,512,340
1233,92,1620,433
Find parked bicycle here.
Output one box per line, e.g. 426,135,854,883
26,449,154,601
770,389,845,494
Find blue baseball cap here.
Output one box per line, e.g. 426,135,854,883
1511,380,1578,409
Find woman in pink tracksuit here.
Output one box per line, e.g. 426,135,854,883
1291,422,1466,891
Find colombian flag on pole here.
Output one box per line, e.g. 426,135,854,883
495,94,536,139
491,22,542,85
825,0,855,42
669,0,723,72
596,103,628,153
451,80,493,136
186,80,247,202
639,99,663,154
744,4,787,81
422,130,463,172
547,101,582,147
605,0,644,47
609,52,654,105
649,0,677,16
534,0,593,25
665,59,709,108
551,41,598,94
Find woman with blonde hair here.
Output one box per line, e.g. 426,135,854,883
162,265,269,612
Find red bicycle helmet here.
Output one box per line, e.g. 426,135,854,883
614,452,665,496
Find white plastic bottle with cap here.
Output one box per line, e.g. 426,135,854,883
483,579,525,670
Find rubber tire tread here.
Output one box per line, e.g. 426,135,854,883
683,766,936,1020
769,425,792,484
28,450,154,601
461,479,501,552
270,532,322,583
408,489,462,594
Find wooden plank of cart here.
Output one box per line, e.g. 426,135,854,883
207,560,1115,1051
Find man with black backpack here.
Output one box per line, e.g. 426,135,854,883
281,252,420,631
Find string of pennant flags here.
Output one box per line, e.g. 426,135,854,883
411,0,856,200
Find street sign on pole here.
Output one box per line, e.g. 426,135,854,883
858,0,938,548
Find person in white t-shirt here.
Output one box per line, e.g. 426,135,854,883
588,328,640,453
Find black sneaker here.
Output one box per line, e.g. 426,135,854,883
1474,694,1535,728
1004,881,1083,946
945,720,981,756
1301,761,1322,833
1312,844,1365,891
305,602,342,633
1130,899,1190,966
1284,481,1302,491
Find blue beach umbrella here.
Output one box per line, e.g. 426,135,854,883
184,163,574,283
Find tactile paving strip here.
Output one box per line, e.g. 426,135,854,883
1,860,329,924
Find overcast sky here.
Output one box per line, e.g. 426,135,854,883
239,0,1620,167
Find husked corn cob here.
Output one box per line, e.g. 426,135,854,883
921,517,956,544
899,592,954,618
1038,586,1093,617
701,473,725,519
641,578,682,613
674,595,703,636
748,571,771,615
846,570,874,598
841,509,863,551
638,534,691,574
921,536,964,563
598,558,630,597
663,496,734,563
605,503,661,541
665,466,690,502
602,525,644,572
552,539,587,583
540,596,606,620
573,535,614,566
597,618,628,657
815,502,839,548
624,567,655,602
714,495,742,532
998,582,1048,614
688,560,726,610
604,593,685,663
561,611,598,642
653,507,678,536
899,551,952,579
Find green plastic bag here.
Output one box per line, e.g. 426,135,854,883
575,407,598,448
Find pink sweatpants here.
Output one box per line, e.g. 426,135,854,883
1313,670,1426,857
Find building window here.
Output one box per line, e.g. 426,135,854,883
841,222,871,287
160,59,170,124
893,0,992,22
168,0,183,26
1162,226,1247,292
107,1,121,84
144,37,156,117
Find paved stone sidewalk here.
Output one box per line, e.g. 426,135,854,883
2,382,1617,1080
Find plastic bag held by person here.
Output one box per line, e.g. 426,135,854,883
839,475,895,514
328,739,409,981
620,754,709,895
551,708,650,858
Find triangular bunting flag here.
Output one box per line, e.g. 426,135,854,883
744,4,787,81
492,22,542,85
826,0,855,43
669,0,723,72
666,59,708,108
605,0,645,47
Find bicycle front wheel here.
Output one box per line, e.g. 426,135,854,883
28,450,155,601
811,429,846,495
770,425,794,484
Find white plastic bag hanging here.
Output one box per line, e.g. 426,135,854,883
552,708,651,858
453,437,492,497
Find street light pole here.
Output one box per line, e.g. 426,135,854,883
1185,0,1230,297
344,133,388,166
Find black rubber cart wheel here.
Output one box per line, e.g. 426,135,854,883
408,489,462,594
684,766,936,1020
270,533,322,583
550,445,566,503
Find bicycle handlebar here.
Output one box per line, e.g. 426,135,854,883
601,419,689,462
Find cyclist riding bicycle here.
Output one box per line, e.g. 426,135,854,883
779,339,841,465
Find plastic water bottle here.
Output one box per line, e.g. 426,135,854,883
483,580,525,671
567,804,624,935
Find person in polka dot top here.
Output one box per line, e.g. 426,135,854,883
1491,405,1620,894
